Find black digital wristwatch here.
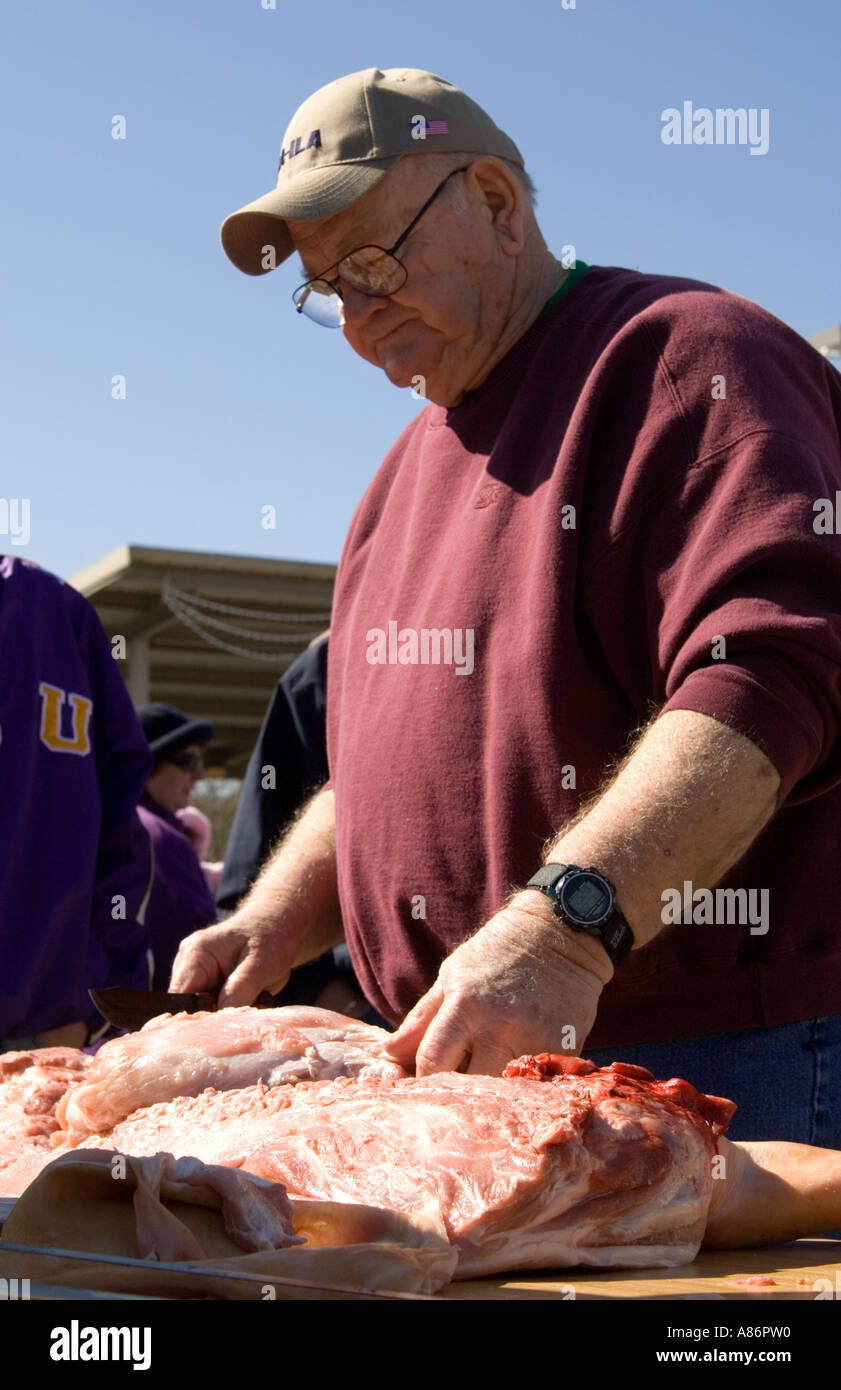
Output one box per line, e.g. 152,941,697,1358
525,863,634,967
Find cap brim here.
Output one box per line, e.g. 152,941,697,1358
149,722,215,758
220,158,398,276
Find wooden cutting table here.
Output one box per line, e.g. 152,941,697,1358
442,1239,841,1299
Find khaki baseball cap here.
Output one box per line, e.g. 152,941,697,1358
220,67,525,276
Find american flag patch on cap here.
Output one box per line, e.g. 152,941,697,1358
426,120,449,135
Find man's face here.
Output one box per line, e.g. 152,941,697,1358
287,157,523,407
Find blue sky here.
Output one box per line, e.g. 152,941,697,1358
3,0,839,580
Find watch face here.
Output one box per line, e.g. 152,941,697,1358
559,871,613,925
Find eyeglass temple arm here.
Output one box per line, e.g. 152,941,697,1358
386,166,471,257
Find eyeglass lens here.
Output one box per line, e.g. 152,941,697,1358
293,249,407,326
293,280,344,327
340,247,405,296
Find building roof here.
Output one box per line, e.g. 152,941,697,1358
70,544,334,776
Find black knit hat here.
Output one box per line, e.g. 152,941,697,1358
138,702,214,761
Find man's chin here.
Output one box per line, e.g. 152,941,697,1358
382,361,421,389
379,354,447,399
376,336,434,388
384,364,460,407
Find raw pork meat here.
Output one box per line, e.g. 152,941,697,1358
57,1005,405,1143
79,1054,735,1274
0,1047,91,1196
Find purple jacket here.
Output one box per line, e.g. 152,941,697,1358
0,556,153,1037
137,794,217,990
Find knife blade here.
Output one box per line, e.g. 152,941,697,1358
0,1241,434,1299
88,987,274,1030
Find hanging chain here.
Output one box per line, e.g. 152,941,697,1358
161,578,329,662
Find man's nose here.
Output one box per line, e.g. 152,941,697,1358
338,282,390,329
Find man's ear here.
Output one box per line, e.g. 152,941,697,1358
464,159,526,257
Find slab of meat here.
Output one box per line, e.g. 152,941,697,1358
57,1006,405,1144
0,1047,91,1197
79,1055,735,1274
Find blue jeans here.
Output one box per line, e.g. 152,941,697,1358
585,1014,841,1148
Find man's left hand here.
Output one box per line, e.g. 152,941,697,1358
384,891,614,1076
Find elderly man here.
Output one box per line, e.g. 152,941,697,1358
173,69,841,1144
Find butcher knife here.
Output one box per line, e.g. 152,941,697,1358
88,987,274,1030
0,1242,435,1300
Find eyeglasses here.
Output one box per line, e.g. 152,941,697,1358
168,750,205,773
292,166,471,328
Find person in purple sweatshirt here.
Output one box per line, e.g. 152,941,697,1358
136,704,217,990
174,69,841,1148
0,556,153,1050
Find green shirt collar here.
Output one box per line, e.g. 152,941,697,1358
540,260,592,317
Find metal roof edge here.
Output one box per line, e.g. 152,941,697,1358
69,544,337,596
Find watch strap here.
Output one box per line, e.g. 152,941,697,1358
527,864,570,892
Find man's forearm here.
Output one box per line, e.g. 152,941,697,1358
540,709,780,949
238,785,343,964
36,1022,89,1049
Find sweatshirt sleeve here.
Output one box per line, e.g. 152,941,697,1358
584,425,841,807
577,262,841,814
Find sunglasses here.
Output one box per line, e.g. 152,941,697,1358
167,750,205,773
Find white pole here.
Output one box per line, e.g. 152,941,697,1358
126,635,150,706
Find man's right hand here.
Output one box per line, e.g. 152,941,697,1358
170,910,301,1007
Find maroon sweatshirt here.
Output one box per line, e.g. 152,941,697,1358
326,264,841,1048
